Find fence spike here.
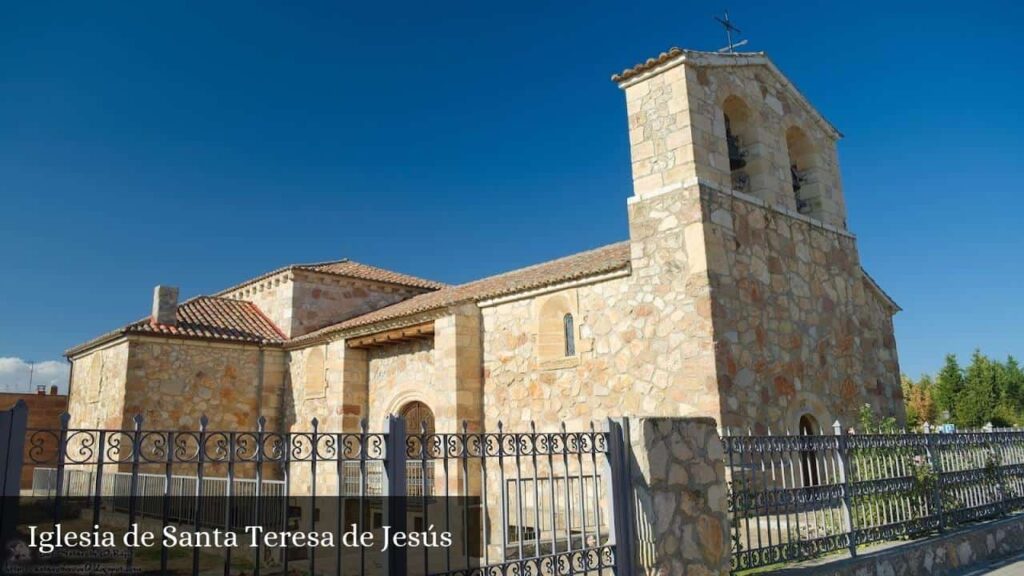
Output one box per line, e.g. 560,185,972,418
530,421,537,434
497,420,504,433
257,415,266,431
420,421,427,434
133,413,144,428
311,417,319,431
461,419,468,434
360,418,367,434
59,412,71,427
199,414,209,429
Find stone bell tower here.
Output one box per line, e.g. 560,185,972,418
614,48,903,431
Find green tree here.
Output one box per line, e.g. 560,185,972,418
933,354,964,423
1001,356,1024,412
957,350,998,428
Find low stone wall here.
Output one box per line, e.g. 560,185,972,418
628,417,731,576
771,514,1024,576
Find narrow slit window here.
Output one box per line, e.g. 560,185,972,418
563,313,575,357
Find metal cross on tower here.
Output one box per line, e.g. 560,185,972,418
715,11,748,53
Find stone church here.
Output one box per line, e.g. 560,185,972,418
65,47,904,439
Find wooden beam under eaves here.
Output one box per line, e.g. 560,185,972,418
346,322,435,349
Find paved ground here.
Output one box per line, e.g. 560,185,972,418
954,550,1024,575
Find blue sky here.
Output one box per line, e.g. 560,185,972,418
1,0,1022,391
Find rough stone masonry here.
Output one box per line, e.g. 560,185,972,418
65,47,904,474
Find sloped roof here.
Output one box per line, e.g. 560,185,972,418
860,267,901,313
66,296,286,357
215,258,446,297
290,241,632,345
298,260,446,290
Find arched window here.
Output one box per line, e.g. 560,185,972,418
563,313,575,357
537,294,578,365
722,96,761,195
786,126,820,217
799,414,821,487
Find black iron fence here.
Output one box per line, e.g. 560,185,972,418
723,423,1024,572
0,401,635,576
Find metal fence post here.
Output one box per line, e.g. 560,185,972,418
923,423,945,533
1,400,29,551
605,417,635,576
832,420,857,558
384,415,407,576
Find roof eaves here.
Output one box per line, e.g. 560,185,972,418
286,242,632,347
64,327,129,358
860,267,901,313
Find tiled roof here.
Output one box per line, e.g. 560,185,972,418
612,47,685,83
68,244,630,355
125,297,286,342
292,241,632,344
215,259,446,297
297,260,446,290
66,296,285,356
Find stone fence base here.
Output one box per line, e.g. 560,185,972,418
770,513,1024,576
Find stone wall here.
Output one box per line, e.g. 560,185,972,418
627,417,730,576
1,391,69,488
367,338,437,428
122,338,285,431
679,58,847,229
67,341,129,430
772,514,1024,576
482,187,719,432
703,187,903,431
222,269,427,338
224,272,295,337
290,271,425,339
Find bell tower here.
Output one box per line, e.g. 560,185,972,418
614,48,848,230
612,48,903,430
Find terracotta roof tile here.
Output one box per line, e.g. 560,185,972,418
68,244,629,355
297,260,446,290
215,259,446,297
126,296,286,343
611,47,684,83
66,297,286,356
292,241,632,343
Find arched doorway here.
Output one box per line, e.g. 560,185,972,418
799,414,820,487
399,401,436,502
400,400,435,435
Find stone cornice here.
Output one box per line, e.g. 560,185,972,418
630,178,857,240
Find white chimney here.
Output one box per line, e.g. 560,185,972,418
152,285,179,326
